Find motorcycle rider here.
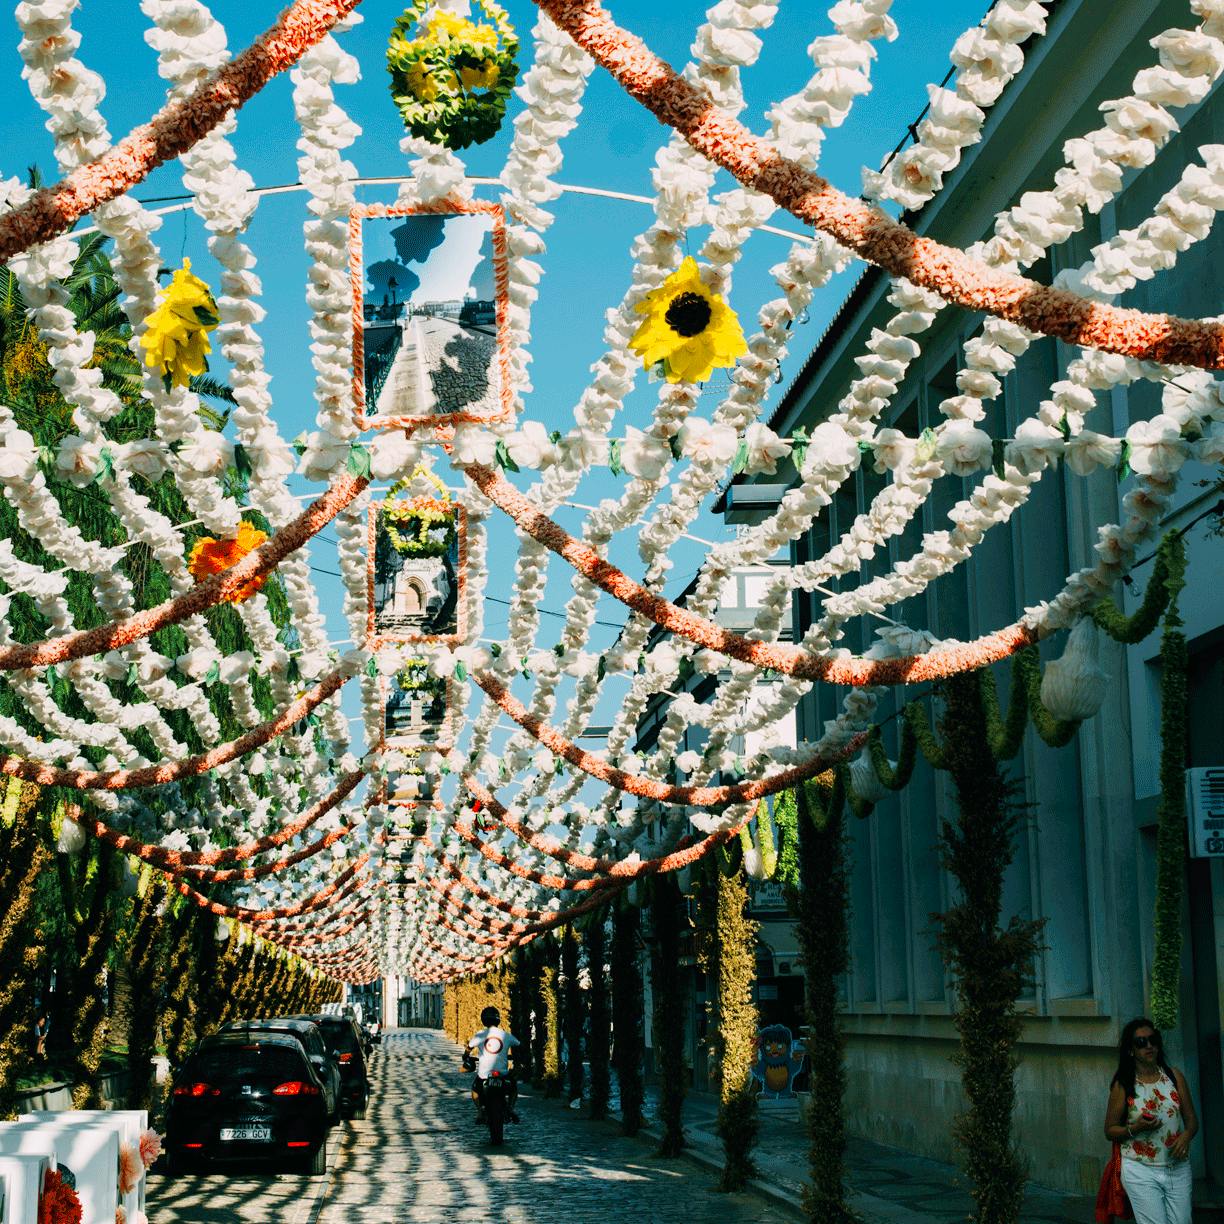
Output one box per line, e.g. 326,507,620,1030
465,1006,520,1124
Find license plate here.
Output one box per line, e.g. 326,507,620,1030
219,1126,271,1142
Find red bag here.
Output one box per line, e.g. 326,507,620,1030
1094,1143,1134,1224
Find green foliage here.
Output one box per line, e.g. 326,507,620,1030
650,874,688,1156
0,781,51,1118
934,674,1044,1224
794,778,857,1224
540,952,562,1098
773,788,800,894
711,866,759,1192
611,897,645,1136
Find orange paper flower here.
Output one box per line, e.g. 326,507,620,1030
187,520,270,603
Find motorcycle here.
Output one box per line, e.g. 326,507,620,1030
463,1051,516,1146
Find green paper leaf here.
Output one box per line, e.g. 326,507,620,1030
669,435,683,461
677,655,696,684
1057,413,1072,441
291,432,308,458
454,660,468,682
991,438,1007,480
608,438,623,477
193,305,219,326
489,642,502,658
553,643,565,658
364,656,378,678
1117,440,1132,482
495,438,519,472
731,440,750,474
233,442,253,482
791,426,809,470
346,443,372,479
597,655,607,682
91,446,115,487
202,660,221,687
126,662,140,689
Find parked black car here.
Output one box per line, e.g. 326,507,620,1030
166,1032,330,1174
220,1018,342,1124
291,1014,370,1119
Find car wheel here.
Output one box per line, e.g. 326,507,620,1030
307,1139,328,1176
353,1103,367,1121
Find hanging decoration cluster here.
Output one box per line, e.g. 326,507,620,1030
386,0,520,150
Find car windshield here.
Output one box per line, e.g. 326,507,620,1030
318,1022,362,1059
189,1044,307,1083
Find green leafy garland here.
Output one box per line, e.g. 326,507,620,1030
386,0,519,151
611,896,645,1135
1149,549,1187,1029
583,912,612,1119
711,863,760,1191
793,778,857,1223
562,925,585,1102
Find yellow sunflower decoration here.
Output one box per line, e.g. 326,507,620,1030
139,258,220,390
629,257,748,384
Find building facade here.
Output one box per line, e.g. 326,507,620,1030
718,0,1224,1197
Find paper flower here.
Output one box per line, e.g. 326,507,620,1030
187,520,269,604
139,258,220,389
120,1141,143,1195
629,257,748,383
1126,414,1188,477
39,1168,82,1224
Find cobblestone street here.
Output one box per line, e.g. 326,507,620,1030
146,1030,792,1224
375,315,499,418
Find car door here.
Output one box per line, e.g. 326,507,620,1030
303,1028,341,1119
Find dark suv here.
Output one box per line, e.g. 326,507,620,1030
166,1032,330,1174
220,1018,342,1124
291,1014,370,1119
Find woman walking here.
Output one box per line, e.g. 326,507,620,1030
1103,1018,1198,1224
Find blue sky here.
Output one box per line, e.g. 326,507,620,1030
0,0,986,764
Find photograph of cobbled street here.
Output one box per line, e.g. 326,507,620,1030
360,211,502,421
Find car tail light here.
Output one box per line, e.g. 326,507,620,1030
286,1141,311,1148
183,1143,204,1150
273,1081,321,1096
491,1070,500,1078
173,1083,220,1097
339,1053,353,1064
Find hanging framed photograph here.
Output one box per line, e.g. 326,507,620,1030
380,668,458,758
350,199,513,430
366,472,469,649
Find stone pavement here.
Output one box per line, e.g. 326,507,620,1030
375,315,499,418
622,1088,1101,1224
146,1029,792,1223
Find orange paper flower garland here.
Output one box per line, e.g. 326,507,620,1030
187,520,269,603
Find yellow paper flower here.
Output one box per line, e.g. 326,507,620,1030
629,256,748,383
139,258,219,389
405,59,448,101
459,58,499,91
187,520,269,604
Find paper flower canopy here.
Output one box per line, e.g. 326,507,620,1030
187,520,270,604
138,258,220,390
386,0,518,150
630,257,749,384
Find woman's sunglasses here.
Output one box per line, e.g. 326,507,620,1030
1133,1035,1159,1049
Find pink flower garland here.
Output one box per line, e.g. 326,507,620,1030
0,475,366,673
468,462,1038,686
0,666,354,790
532,0,1224,369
